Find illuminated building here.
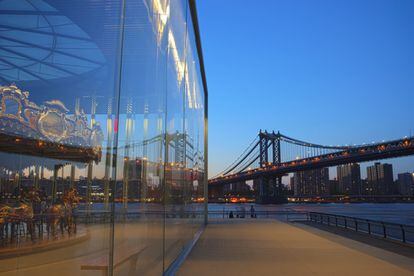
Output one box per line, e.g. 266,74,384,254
329,178,339,195
397,173,414,196
366,163,394,195
293,168,329,196
337,163,361,195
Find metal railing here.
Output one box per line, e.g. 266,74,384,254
308,212,414,245
76,211,203,224
72,209,309,223
207,210,308,220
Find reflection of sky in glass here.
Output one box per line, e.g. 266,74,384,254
148,0,203,110
0,0,105,82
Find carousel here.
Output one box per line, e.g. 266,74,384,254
0,84,102,256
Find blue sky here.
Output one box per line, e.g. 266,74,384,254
197,0,414,179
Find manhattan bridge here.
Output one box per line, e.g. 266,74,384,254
209,130,414,203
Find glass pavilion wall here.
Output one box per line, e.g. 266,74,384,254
0,0,207,275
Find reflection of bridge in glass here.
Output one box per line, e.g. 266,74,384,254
209,131,414,203
122,132,202,165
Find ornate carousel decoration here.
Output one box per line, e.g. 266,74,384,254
0,84,103,163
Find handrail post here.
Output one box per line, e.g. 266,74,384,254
355,219,358,232
335,217,338,227
367,220,371,235
344,218,347,229
382,222,386,238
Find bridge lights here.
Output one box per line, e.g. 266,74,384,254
377,145,385,151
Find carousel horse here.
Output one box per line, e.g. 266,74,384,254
26,188,43,238
62,188,80,234
0,189,37,242
46,188,80,238
46,195,65,238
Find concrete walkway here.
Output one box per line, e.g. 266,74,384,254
178,220,414,276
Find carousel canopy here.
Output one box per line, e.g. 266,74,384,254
0,0,106,82
0,0,166,115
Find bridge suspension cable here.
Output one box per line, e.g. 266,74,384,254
234,142,264,173
212,135,260,178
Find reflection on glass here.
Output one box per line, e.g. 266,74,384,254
0,0,206,275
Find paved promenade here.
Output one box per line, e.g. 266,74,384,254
178,219,414,276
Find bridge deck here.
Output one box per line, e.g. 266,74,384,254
178,219,414,276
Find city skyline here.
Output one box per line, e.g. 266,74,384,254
289,161,414,197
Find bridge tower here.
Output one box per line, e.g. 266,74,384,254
256,131,286,204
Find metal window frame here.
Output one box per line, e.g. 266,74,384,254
188,0,209,225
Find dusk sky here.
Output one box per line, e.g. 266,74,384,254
197,0,414,179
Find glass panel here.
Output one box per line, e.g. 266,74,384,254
0,1,123,275
0,0,206,275
163,0,189,268
112,0,167,274
185,5,206,232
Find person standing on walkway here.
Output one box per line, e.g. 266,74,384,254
250,205,256,218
